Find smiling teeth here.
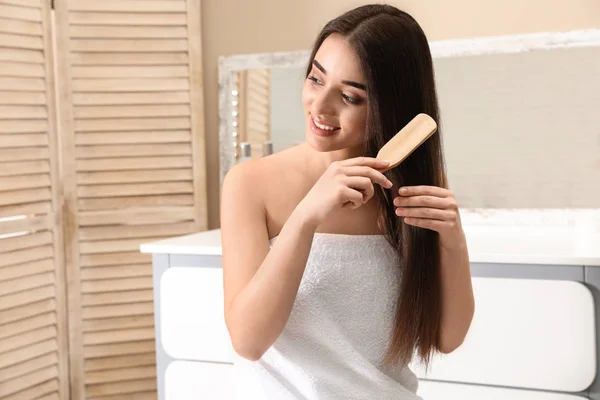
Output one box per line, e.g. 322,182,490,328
314,118,338,131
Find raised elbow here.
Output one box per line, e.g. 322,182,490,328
438,335,465,354
230,335,265,361
438,318,473,354
224,300,275,361
439,302,475,354
226,316,267,361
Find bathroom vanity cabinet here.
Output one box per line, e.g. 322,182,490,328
141,226,600,400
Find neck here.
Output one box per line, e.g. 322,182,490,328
300,142,365,177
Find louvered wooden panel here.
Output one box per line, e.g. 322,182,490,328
54,1,207,399
236,69,271,158
0,1,69,400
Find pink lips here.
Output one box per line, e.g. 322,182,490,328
310,117,340,137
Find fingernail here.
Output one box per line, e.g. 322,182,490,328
399,187,408,193
379,159,390,165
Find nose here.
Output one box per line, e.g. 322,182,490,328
310,87,338,117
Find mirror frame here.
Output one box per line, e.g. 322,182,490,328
217,29,600,186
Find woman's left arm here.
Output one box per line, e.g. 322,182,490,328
394,185,475,353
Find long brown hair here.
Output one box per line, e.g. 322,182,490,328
306,4,448,367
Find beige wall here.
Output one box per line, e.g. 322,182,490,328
201,0,600,229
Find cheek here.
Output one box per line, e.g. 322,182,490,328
341,108,367,132
301,81,313,108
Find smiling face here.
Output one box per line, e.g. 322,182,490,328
301,33,368,152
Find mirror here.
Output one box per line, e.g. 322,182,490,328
218,30,600,209
230,66,305,158
218,50,310,176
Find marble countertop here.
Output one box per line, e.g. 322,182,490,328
140,209,600,266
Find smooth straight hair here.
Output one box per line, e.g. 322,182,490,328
306,4,448,367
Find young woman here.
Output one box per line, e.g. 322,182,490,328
221,4,475,399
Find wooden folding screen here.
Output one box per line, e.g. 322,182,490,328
1,0,207,399
0,0,70,399
53,0,207,398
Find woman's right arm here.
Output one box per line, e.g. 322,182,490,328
221,158,392,361
221,161,319,361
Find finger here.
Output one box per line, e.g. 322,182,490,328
394,195,452,209
403,217,448,232
399,185,452,197
395,207,455,221
343,166,393,188
341,156,390,169
341,186,365,209
342,176,374,203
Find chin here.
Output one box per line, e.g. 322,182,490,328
306,128,340,152
306,130,366,155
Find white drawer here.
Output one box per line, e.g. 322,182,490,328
417,380,588,400
161,267,235,362
412,278,595,392
165,360,233,400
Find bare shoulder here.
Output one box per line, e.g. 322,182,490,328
222,145,302,196
221,144,310,238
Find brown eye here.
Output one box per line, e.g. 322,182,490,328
308,76,322,85
343,94,361,105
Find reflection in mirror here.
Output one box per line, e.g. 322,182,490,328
219,50,310,181
229,66,307,161
231,69,270,160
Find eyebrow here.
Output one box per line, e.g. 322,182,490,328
313,59,367,91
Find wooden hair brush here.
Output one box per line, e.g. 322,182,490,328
376,113,437,172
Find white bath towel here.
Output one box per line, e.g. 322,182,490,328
231,232,423,400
